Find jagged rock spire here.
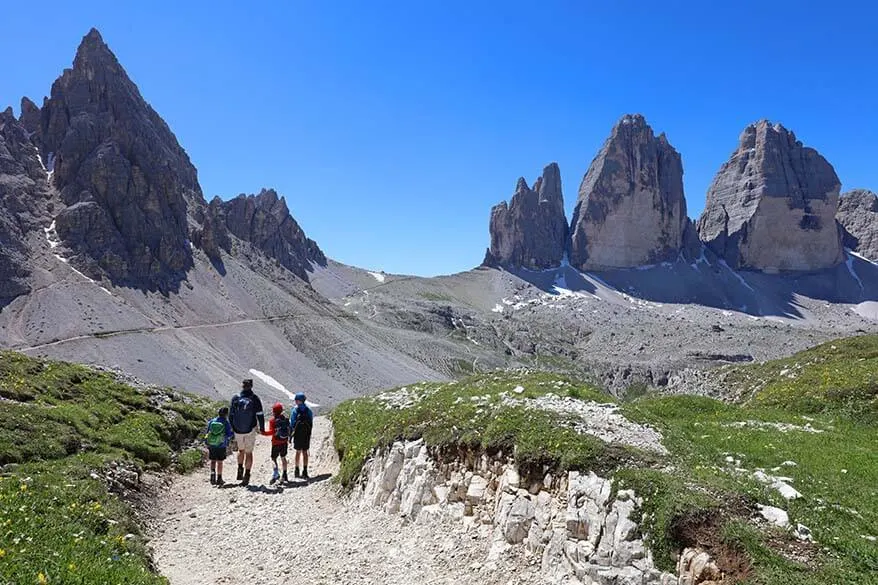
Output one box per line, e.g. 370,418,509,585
484,162,568,270
697,120,843,272
38,28,199,290
569,114,687,270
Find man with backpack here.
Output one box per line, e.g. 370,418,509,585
204,406,234,486
229,379,265,486
260,402,291,484
291,392,314,480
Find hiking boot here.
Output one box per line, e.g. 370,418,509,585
210,472,217,485
302,467,309,480
294,467,300,479
281,471,289,483
216,476,225,487
241,470,251,486
236,465,244,481
270,469,280,485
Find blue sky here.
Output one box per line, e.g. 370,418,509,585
2,1,876,276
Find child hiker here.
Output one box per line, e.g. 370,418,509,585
291,392,314,480
204,406,234,486
261,402,291,484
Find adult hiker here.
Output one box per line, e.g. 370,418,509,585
229,378,265,486
291,392,314,480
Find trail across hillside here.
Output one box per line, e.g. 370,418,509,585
149,418,532,585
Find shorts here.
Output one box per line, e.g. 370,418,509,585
270,443,289,459
234,429,258,453
208,446,227,461
293,431,311,452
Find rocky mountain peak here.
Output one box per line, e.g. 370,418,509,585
569,114,687,270
837,189,878,261
36,28,201,291
217,188,327,281
484,162,568,270
697,120,843,272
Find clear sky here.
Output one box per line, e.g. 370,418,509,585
2,1,876,276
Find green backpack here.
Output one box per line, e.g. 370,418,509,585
206,419,226,447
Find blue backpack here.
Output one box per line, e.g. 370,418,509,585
231,394,256,432
273,414,291,441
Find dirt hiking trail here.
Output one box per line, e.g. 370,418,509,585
149,417,536,585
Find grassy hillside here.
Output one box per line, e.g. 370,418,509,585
0,351,215,585
332,336,878,584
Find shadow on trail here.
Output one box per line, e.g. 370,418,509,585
243,473,333,493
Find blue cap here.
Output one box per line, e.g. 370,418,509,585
294,392,306,402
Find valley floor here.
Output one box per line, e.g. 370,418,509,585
149,417,538,585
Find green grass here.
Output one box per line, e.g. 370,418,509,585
0,351,216,584
331,372,632,488
333,336,878,584
726,334,878,424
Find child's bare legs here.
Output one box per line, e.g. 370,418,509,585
280,456,288,472
216,460,224,477
302,450,309,469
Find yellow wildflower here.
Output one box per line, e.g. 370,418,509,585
37,572,48,584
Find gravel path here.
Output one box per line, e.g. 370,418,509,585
149,417,537,585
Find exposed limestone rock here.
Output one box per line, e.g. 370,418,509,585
0,109,41,304
357,439,680,584
484,163,567,270
36,28,197,290
837,189,878,261
677,548,723,585
697,120,843,273
18,97,41,138
217,188,327,281
569,114,687,270
189,196,231,263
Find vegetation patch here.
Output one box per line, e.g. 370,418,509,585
0,351,216,584
331,372,636,488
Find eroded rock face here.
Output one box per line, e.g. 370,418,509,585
697,120,843,273
837,189,878,261
35,28,197,290
569,114,687,270
484,162,568,270
0,108,43,304
357,439,680,585
218,188,327,281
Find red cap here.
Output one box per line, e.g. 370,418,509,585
272,402,283,414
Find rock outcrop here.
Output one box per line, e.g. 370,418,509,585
569,114,688,270
357,439,685,584
697,120,843,273
484,163,568,270
837,189,878,261
217,188,327,281
32,28,198,290
0,108,45,304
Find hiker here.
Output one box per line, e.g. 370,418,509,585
291,392,314,480
229,379,265,486
260,402,291,484
204,406,234,486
